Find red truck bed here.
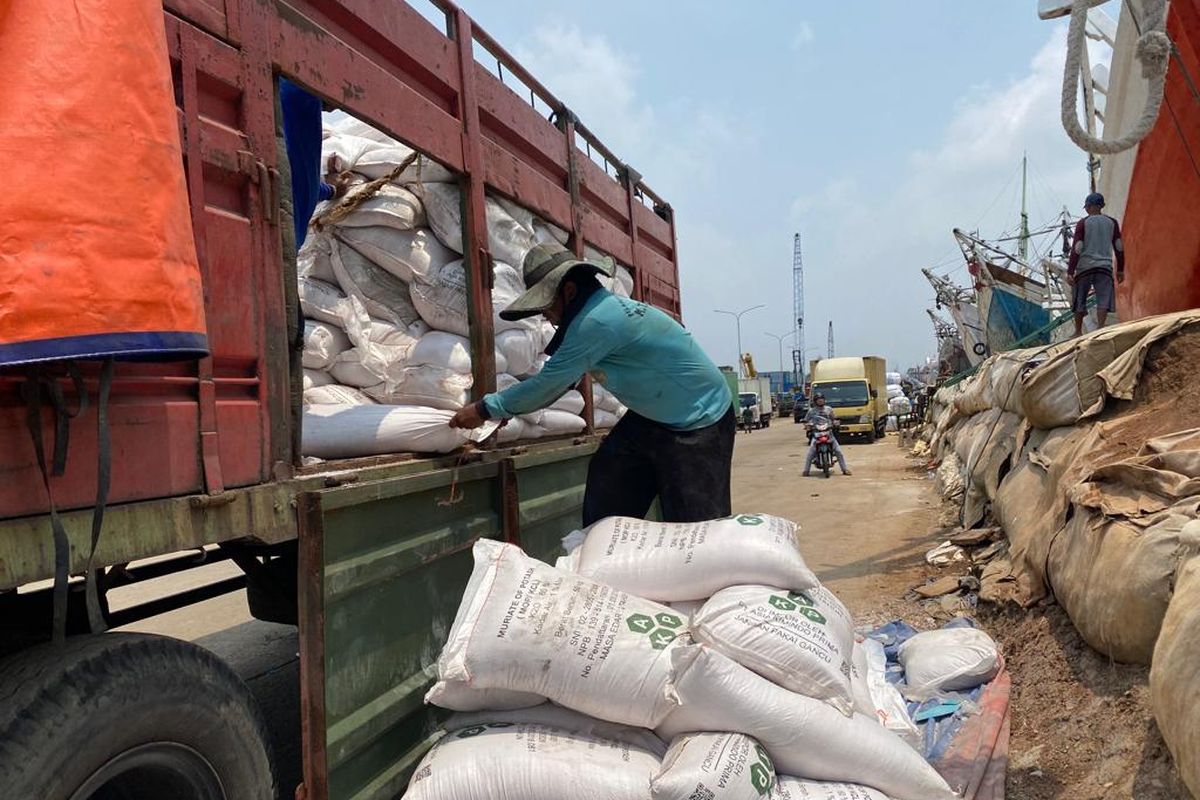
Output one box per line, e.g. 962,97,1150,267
0,0,682,529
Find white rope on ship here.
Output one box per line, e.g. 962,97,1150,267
1061,0,1172,154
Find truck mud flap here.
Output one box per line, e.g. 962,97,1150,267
295,442,597,800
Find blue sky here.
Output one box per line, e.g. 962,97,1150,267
447,1,1104,373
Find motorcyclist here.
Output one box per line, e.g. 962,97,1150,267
803,393,851,476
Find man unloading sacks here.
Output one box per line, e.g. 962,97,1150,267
449,242,735,525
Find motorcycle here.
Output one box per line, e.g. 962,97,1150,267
807,418,837,478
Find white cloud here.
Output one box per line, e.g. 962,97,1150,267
506,22,1106,373
511,25,653,156
785,26,1107,369
791,22,815,50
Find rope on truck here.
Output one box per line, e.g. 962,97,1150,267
1060,0,1171,154
312,150,422,230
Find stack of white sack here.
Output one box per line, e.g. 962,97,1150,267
411,516,952,800
302,119,610,454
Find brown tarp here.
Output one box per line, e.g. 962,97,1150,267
1151,540,1200,799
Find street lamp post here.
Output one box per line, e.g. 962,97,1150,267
714,305,765,377
765,331,795,373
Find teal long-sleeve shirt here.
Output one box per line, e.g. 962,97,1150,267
482,289,731,431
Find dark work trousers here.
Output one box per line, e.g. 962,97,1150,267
582,407,736,526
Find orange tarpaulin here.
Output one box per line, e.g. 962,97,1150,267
0,0,207,365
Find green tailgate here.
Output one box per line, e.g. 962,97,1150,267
296,440,598,800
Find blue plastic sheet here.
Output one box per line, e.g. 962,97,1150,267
865,616,986,761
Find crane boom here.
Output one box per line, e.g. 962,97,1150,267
791,233,805,386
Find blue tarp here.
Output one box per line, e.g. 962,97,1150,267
865,616,986,762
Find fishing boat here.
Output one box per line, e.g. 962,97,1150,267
924,156,1082,362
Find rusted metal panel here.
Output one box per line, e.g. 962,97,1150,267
473,66,570,185
164,0,230,42
296,439,598,800
452,8,498,400
633,200,675,260
270,2,465,171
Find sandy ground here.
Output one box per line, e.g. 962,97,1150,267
732,422,943,615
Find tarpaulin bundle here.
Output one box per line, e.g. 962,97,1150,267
0,0,208,366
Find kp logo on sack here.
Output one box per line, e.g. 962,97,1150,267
749,743,775,795
767,591,827,625
626,611,684,650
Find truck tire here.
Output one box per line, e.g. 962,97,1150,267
0,633,276,800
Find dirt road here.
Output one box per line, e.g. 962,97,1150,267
732,422,940,614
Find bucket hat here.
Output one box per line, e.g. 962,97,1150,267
498,241,615,321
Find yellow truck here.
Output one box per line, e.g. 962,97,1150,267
808,356,890,441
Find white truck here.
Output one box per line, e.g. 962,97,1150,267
737,376,774,428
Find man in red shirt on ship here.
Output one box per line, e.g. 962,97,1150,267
1068,192,1126,337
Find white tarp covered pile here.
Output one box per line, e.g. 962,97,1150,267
407,515,959,800
301,117,631,457
922,313,1200,799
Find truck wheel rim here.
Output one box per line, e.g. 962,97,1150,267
69,742,225,800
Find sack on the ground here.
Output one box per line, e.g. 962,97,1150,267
856,637,920,748
658,645,956,800
402,717,662,800
771,776,890,800
335,225,455,284
424,680,544,712
301,404,494,457
302,384,374,405
1150,539,1200,799
302,320,351,370
897,626,1000,697
691,584,856,714
558,514,818,602
651,732,777,800
437,539,689,728
330,241,422,329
